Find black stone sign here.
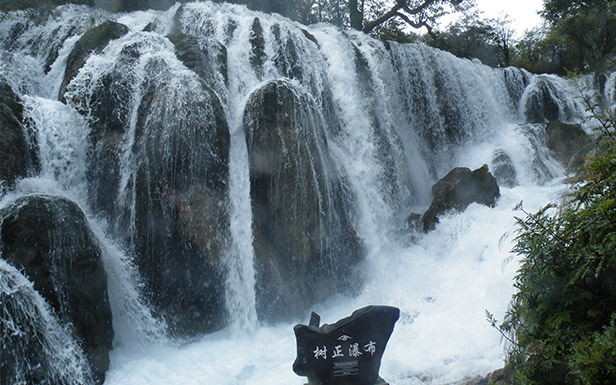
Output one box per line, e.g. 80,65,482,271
293,306,400,385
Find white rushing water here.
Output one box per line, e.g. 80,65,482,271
0,259,96,384
0,2,598,384
102,180,568,385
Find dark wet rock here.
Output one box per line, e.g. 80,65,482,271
249,17,266,76
423,165,500,232
271,24,303,81
301,28,319,46
42,24,81,74
171,4,215,36
244,79,363,321
3,20,30,51
406,213,422,232
517,123,558,182
167,31,228,87
491,150,517,188
92,0,176,12
523,79,560,123
0,81,38,187
127,59,230,336
0,195,113,384
352,43,409,204
503,67,531,109
592,72,610,98
81,69,133,216
224,19,238,44
460,367,513,385
1,263,98,385
68,36,151,216
73,35,231,336
545,121,592,172
59,20,130,101
523,77,573,123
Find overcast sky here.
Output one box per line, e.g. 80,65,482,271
474,0,544,36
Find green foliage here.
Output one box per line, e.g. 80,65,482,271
514,1,616,74
541,0,611,25
421,11,514,67
500,105,616,384
417,0,615,74
422,14,497,67
570,314,616,385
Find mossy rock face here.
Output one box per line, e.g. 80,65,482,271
244,79,363,321
422,164,500,231
0,81,38,187
59,20,130,102
0,195,113,384
545,121,592,172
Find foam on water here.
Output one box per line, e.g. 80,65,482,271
101,180,567,385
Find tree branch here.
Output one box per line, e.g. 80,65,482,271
362,3,403,33
362,0,436,34
401,0,434,15
394,11,431,32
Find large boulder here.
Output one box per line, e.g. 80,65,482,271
522,77,574,124
72,41,138,216
129,64,231,336
0,195,113,384
0,81,38,187
69,32,231,335
59,20,130,101
545,121,592,172
422,165,500,231
1,261,99,385
244,79,363,321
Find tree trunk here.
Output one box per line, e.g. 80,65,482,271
349,0,363,30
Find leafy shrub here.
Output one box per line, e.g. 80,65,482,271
500,100,616,384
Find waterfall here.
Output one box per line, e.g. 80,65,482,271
0,2,603,384
1,5,167,363
0,259,95,385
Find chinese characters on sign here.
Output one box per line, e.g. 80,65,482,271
313,337,377,360
313,346,327,360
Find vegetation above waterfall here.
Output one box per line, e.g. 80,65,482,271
421,0,616,73
498,101,616,384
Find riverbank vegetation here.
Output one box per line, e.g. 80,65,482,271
493,84,616,384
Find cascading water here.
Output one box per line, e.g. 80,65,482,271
0,259,95,385
0,2,606,384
